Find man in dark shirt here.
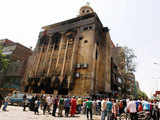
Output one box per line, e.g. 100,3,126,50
52,96,59,116
0,93,4,109
23,94,27,111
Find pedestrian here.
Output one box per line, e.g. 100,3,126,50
101,98,106,120
34,98,40,115
2,94,10,111
70,96,77,117
46,95,52,114
112,99,117,120
92,99,97,115
77,97,82,114
58,96,64,117
42,96,48,115
52,96,59,116
86,97,93,120
138,102,143,112
0,93,4,110
64,96,70,117
127,98,137,120
23,94,27,111
96,98,101,115
106,98,113,120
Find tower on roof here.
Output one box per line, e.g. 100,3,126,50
79,4,94,16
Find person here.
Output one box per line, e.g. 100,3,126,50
158,100,160,119
46,95,52,114
142,99,150,111
64,96,70,117
29,95,36,111
92,99,97,115
0,93,4,110
23,94,27,111
42,96,48,115
2,94,10,111
86,97,93,120
58,96,64,117
52,96,59,116
106,98,113,120
138,102,143,112
77,97,82,114
34,98,40,115
127,98,137,120
96,98,101,115
112,99,118,120
70,96,77,117
101,98,107,120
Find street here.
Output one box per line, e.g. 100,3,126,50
0,106,101,120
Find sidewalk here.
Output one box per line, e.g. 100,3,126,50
0,106,101,120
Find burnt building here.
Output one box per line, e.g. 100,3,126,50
24,5,112,96
0,39,32,93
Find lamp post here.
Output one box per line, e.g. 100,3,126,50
153,62,160,92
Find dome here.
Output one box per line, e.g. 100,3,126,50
79,5,94,16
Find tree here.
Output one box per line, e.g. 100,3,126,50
122,46,136,73
0,46,9,72
137,89,148,99
117,46,137,96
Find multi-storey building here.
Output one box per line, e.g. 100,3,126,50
0,39,32,93
24,5,112,96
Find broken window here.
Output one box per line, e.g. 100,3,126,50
96,49,98,60
84,40,88,43
39,35,49,46
51,33,61,50
79,36,83,40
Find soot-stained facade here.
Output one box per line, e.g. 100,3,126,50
24,5,112,96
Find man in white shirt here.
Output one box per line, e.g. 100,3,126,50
101,98,106,120
127,98,137,120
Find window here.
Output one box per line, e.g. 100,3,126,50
96,49,98,60
79,37,83,40
81,64,88,68
89,26,92,29
87,10,90,13
83,27,88,31
75,73,80,78
84,40,88,43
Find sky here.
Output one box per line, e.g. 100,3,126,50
0,0,159,97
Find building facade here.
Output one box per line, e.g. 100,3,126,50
24,5,112,96
0,39,32,93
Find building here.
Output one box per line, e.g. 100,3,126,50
24,5,112,96
0,39,32,93
110,43,124,96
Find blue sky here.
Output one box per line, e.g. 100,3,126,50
0,0,159,97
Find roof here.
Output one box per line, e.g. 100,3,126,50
42,13,97,30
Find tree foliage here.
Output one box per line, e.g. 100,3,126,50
0,46,9,72
121,46,137,73
136,89,148,99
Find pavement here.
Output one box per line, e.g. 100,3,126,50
0,106,101,120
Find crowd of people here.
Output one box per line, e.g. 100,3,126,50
1,93,160,120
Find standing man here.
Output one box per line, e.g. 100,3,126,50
127,98,137,120
106,98,113,120
0,93,4,110
86,97,93,120
64,96,71,117
23,94,27,111
58,96,64,117
2,93,10,111
52,96,59,116
101,98,106,120
77,97,82,114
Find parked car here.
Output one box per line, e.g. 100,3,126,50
9,93,31,106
